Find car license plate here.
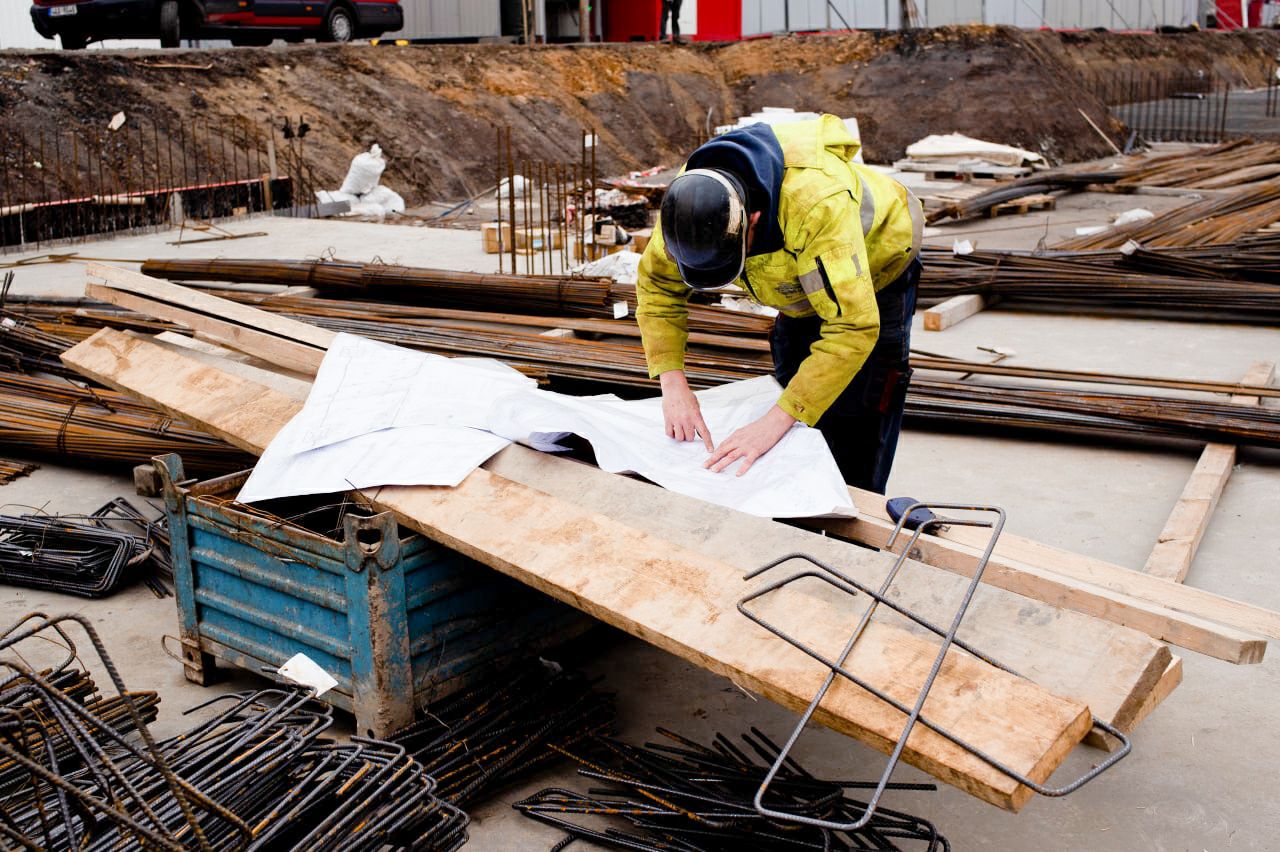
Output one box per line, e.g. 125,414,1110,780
50,5,78,16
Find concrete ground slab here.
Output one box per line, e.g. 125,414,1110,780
1,197,1278,850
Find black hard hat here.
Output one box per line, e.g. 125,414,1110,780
659,168,749,291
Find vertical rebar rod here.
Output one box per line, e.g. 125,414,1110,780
506,128,517,275
495,125,503,274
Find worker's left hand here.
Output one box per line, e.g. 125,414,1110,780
704,405,797,477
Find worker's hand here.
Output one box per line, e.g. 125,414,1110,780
705,405,796,477
660,370,714,451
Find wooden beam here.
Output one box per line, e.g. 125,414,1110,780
1143,361,1275,583
87,262,335,349
86,282,325,376
811,491,1267,665
484,448,1171,752
923,294,987,331
1126,656,1182,732
62,327,1095,811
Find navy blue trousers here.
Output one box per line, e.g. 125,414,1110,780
770,259,920,493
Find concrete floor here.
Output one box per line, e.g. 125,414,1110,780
3,188,1279,850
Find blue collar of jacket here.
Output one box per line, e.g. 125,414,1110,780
685,124,786,257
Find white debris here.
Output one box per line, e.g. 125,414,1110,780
1074,225,1109,237
338,144,386,196
319,145,405,219
1113,208,1154,227
720,295,778,317
497,175,529,203
107,112,126,132
904,134,1044,167
361,185,405,215
572,250,642,284
953,238,975,255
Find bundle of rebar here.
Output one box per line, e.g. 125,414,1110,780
926,141,1280,224
917,245,1280,322
0,458,36,485
1058,178,1280,249
0,369,254,474
139,257,775,337
390,661,616,808
515,728,948,851
0,613,470,851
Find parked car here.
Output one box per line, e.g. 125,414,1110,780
30,0,403,50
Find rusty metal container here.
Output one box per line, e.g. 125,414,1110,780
154,453,589,737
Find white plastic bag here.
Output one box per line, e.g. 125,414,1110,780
361,185,405,215
339,144,386,196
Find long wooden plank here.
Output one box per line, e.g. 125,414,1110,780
812,492,1267,664
63,327,1092,811
483,448,1172,751
87,282,325,376
1143,361,1275,582
923,294,987,331
87,262,336,349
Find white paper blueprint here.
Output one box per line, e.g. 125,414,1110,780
487,377,854,518
240,335,855,519
288,333,534,453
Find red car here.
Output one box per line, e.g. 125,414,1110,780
31,0,403,50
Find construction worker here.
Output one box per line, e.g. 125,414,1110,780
635,115,923,492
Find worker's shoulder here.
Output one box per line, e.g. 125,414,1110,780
778,162,855,223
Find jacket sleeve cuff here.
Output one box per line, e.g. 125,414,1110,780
647,354,687,379
777,389,824,428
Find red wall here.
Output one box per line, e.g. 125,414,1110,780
604,0,662,41
1215,0,1245,28
696,0,742,41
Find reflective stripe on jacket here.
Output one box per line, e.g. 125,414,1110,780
636,114,924,426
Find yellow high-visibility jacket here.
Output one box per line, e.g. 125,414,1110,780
636,115,924,427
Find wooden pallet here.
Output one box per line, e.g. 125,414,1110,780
894,160,1032,183
986,193,1058,218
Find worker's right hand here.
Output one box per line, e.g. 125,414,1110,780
659,370,714,452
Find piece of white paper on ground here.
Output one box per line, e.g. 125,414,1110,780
240,335,854,518
278,652,338,697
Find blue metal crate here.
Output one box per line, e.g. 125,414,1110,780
154,453,591,737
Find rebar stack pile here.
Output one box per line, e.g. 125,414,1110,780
917,245,1280,323
0,459,36,485
390,662,617,808
0,613,470,851
927,140,1280,224
1058,178,1280,249
0,369,253,474
515,728,948,851
140,257,776,337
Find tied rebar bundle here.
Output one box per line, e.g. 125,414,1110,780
927,140,1280,225
390,662,617,808
515,727,948,852
917,244,1280,324
139,257,776,338
0,613,469,851
0,368,253,475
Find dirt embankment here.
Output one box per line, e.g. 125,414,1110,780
1,26,1278,205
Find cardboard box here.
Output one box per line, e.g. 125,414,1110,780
516,227,563,251
481,222,512,254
